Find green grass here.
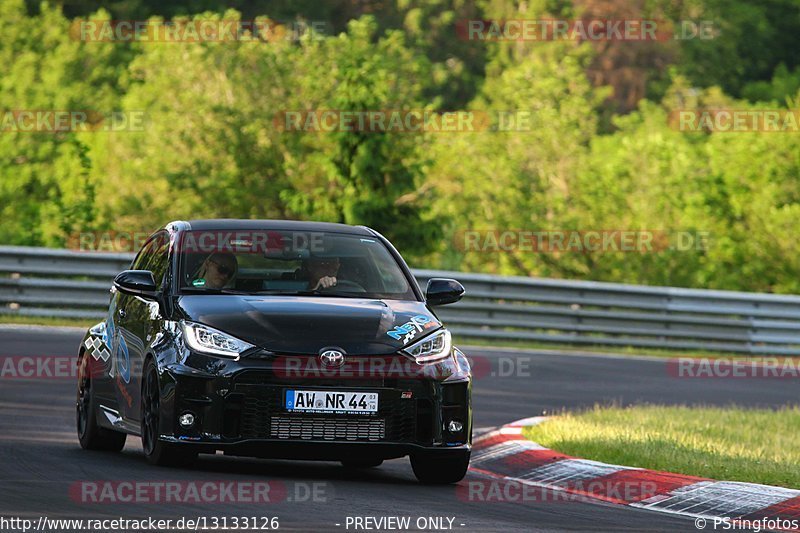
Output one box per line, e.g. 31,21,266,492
461,336,772,361
523,405,800,489
0,314,95,328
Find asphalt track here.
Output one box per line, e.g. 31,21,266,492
0,327,796,532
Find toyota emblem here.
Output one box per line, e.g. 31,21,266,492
319,349,345,367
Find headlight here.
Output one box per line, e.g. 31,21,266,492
402,329,452,363
181,321,255,359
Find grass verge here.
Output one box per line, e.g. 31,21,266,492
523,405,800,489
462,336,782,361
0,314,95,328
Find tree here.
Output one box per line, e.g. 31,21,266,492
279,17,443,258
427,36,606,275
0,1,130,246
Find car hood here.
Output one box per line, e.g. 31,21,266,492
175,295,441,355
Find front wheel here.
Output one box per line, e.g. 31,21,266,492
141,359,197,467
410,451,470,484
76,354,127,451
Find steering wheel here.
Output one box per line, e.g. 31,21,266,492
322,279,366,293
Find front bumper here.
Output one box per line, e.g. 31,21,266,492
160,439,471,461
157,351,472,459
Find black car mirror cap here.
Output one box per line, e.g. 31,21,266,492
114,270,158,300
425,278,465,306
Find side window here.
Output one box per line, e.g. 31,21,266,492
133,233,170,291
148,237,170,291
131,239,157,271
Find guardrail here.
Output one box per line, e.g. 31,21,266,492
2,246,800,354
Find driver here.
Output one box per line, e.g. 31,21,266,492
306,256,340,290
193,252,238,289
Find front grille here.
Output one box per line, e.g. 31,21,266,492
232,383,418,443
269,416,385,441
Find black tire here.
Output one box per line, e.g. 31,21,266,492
141,359,197,467
410,451,470,484
341,458,384,469
76,353,127,451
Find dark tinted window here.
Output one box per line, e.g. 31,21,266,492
133,232,170,291
176,229,415,300
131,238,157,271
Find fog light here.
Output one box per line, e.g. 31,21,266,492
447,420,463,433
178,412,195,428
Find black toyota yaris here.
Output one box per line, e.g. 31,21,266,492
76,219,472,483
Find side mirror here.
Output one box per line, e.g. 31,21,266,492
425,278,465,306
114,270,158,299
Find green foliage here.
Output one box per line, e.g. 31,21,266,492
282,17,443,257
427,39,607,275
3,1,800,293
82,13,440,259
92,11,301,232
0,1,131,246
741,64,800,104
665,0,800,99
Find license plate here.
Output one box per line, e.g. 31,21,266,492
285,390,378,414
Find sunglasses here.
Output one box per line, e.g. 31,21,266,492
209,260,233,277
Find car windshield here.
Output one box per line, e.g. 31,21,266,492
176,229,416,300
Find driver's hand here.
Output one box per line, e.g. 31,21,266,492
313,276,337,290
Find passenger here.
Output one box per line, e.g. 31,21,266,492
193,252,238,289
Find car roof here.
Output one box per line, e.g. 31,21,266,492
179,219,375,236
